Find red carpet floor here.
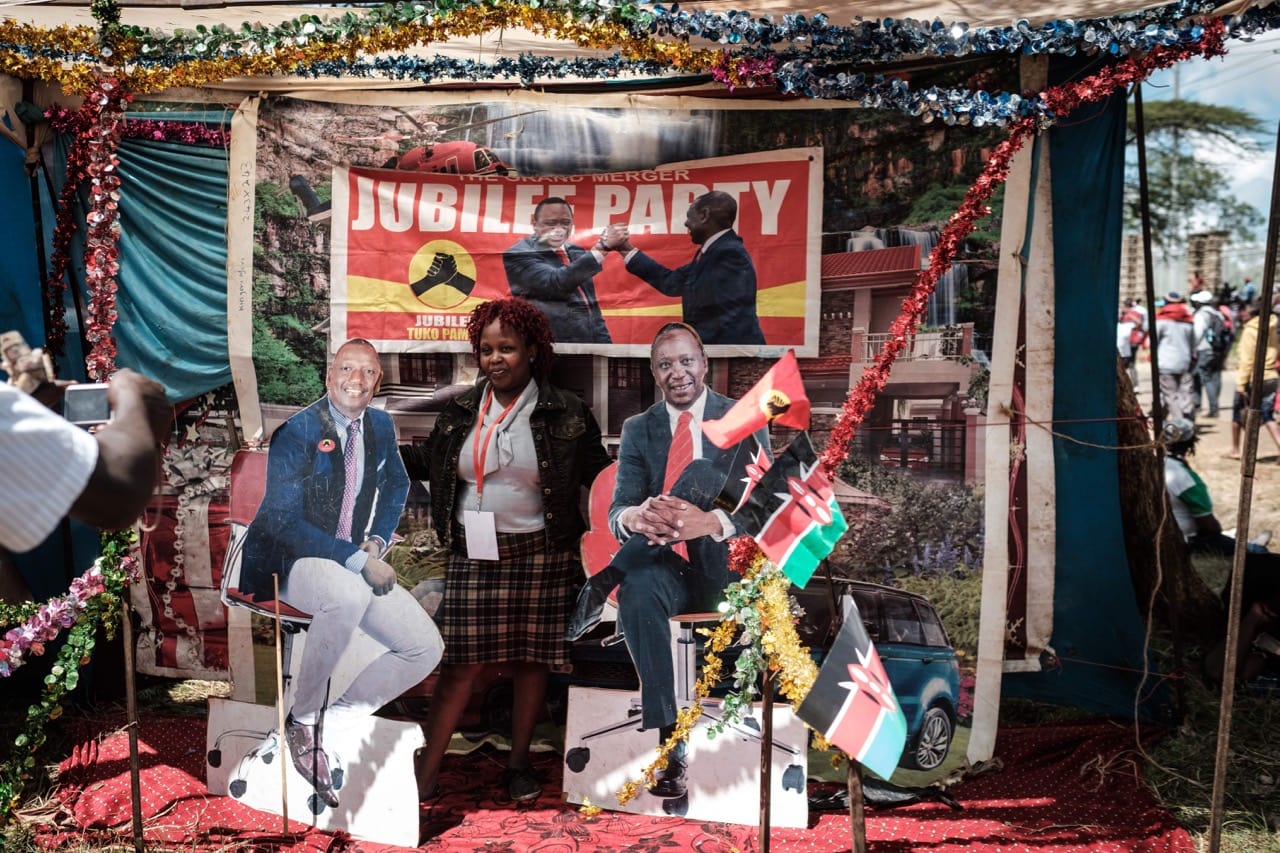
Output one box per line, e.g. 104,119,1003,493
33,714,1194,852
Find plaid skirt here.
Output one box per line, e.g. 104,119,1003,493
438,525,582,666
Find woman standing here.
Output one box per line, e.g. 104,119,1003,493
402,297,611,802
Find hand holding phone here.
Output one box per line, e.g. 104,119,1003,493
63,382,111,426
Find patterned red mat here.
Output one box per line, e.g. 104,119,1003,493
33,715,1193,852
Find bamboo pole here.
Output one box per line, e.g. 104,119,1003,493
1208,119,1280,853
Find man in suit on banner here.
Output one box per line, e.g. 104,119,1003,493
567,322,769,800
616,190,766,346
503,197,622,344
241,338,443,807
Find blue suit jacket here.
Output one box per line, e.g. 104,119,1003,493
625,230,766,346
609,390,768,575
503,236,611,343
240,399,410,600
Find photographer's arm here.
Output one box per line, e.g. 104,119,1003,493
70,369,171,530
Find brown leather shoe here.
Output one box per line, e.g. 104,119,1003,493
285,714,339,807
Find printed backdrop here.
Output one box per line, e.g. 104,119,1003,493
331,149,819,353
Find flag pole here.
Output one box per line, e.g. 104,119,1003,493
758,670,774,852
846,759,867,853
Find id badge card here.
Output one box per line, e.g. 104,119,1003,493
463,509,500,560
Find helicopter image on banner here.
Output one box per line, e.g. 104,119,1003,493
288,108,531,222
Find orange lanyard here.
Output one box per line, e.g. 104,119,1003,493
472,386,520,499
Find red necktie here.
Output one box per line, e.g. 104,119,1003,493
335,418,361,542
663,410,694,560
556,245,592,309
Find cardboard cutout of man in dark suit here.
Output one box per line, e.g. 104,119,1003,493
567,322,769,801
616,190,766,346
503,197,625,344
241,339,443,807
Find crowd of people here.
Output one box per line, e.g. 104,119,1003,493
1119,274,1280,452
1142,274,1280,692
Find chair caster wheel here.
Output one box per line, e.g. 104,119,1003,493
565,747,590,773
661,793,689,816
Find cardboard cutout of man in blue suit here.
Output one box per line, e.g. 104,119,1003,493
241,338,442,807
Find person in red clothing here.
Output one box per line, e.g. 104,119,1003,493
1121,298,1147,388
1154,292,1197,422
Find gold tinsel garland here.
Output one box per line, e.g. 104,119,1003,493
614,550,819,805
0,7,718,95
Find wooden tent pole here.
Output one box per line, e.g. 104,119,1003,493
1133,82,1187,721
120,600,144,853
758,672,774,853
1208,119,1280,853
1133,85,1165,431
846,760,867,853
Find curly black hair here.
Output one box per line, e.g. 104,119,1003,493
466,297,556,381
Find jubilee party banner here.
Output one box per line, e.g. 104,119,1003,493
329,148,821,356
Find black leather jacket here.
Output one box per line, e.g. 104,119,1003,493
400,378,611,554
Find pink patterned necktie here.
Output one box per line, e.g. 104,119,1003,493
663,410,694,560
335,418,361,542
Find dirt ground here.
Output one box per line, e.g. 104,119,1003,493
1136,365,1280,546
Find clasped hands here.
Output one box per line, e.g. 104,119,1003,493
358,539,397,595
597,223,633,253
622,494,720,546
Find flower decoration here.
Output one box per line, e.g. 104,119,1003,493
318,438,336,453
0,531,138,824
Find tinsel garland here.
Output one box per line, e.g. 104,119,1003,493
0,532,138,824
102,0,1280,65
47,106,230,147
817,18,1224,475
617,547,818,805
1,0,1277,103
39,75,131,366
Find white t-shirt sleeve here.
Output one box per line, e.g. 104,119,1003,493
0,385,99,553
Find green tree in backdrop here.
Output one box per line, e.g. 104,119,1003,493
1125,98,1265,261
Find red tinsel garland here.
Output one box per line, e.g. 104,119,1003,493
46,106,230,147
41,76,132,369
816,18,1227,478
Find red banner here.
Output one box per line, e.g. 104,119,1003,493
330,149,821,356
